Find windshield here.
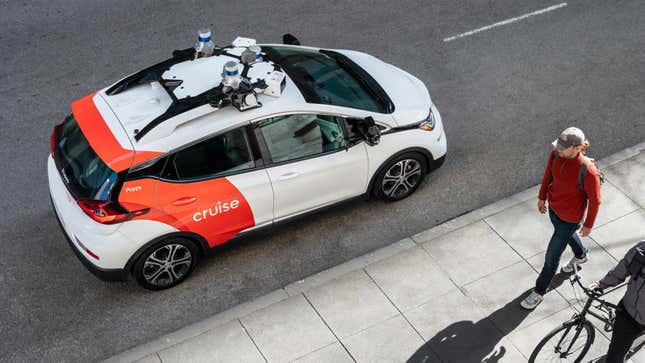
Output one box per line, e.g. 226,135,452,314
263,46,392,113
53,116,118,200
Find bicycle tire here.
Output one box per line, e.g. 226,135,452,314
529,319,595,363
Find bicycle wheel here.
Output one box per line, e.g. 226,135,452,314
529,319,595,363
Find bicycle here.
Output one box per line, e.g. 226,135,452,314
529,269,627,362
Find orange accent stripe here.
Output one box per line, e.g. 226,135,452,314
71,93,162,172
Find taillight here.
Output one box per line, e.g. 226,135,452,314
77,199,148,224
50,124,61,155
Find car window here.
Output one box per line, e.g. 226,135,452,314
172,128,255,180
258,114,347,163
53,115,118,200
127,156,168,180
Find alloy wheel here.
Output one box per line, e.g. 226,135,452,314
381,158,422,198
142,244,193,288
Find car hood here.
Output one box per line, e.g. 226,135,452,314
335,49,431,126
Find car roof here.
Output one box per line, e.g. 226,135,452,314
100,45,313,153
81,42,401,173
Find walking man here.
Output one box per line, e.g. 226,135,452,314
521,127,602,309
588,241,645,363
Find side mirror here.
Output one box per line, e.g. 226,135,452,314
282,33,301,46
358,117,381,146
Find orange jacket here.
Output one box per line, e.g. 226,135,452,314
538,149,602,228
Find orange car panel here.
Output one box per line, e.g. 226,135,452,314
119,177,256,247
71,93,163,172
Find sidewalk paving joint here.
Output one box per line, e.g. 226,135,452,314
300,293,357,363
362,267,429,344
238,318,269,363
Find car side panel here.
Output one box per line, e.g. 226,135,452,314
267,144,369,220
225,171,274,229
119,170,273,249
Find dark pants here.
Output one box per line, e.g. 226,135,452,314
606,301,645,363
534,208,586,295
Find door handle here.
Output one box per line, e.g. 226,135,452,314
171,196,197,206
278,172,300,181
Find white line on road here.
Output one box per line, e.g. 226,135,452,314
443,2,568,42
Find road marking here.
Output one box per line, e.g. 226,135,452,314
443,2,568,42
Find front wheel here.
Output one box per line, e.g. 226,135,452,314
132,237,199,290
374,152,427,201
529,318,595,363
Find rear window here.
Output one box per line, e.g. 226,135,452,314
53,116,118,200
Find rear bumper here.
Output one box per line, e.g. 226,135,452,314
51,197,128,282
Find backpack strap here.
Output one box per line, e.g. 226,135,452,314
578,156,604,191
577,162,588,191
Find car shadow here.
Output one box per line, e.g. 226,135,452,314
407,272,572,363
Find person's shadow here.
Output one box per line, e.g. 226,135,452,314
407,272,572,363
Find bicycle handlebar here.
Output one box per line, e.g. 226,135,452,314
570,273,627,298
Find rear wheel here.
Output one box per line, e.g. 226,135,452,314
133,237,198,290
374,152,427,201
529,319,595,362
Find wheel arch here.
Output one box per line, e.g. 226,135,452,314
367,147,434,196
124,231,210,272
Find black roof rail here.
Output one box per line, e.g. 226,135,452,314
106,48,196,96
104,47,232,142
116,46,270,142
134,84,227,141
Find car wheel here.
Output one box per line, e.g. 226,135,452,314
133,237,199,290
374,152,427,201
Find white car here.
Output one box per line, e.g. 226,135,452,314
48,33,447,289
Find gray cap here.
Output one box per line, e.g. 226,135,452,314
552,127,585,151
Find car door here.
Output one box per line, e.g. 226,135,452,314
154,126,274,248
256,113,369,220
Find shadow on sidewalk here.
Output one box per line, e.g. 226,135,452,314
407,272,572,363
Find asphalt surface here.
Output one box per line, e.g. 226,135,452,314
1,0,644,361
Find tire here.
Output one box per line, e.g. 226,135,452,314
132,237,199,290
373,152,427,201
529,319,595,363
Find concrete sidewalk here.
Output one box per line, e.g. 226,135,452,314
106,142,645,363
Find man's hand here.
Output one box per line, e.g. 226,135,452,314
538,199,547,214
587,282,600,290
579,226,592,237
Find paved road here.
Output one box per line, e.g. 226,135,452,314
1,0,643,361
